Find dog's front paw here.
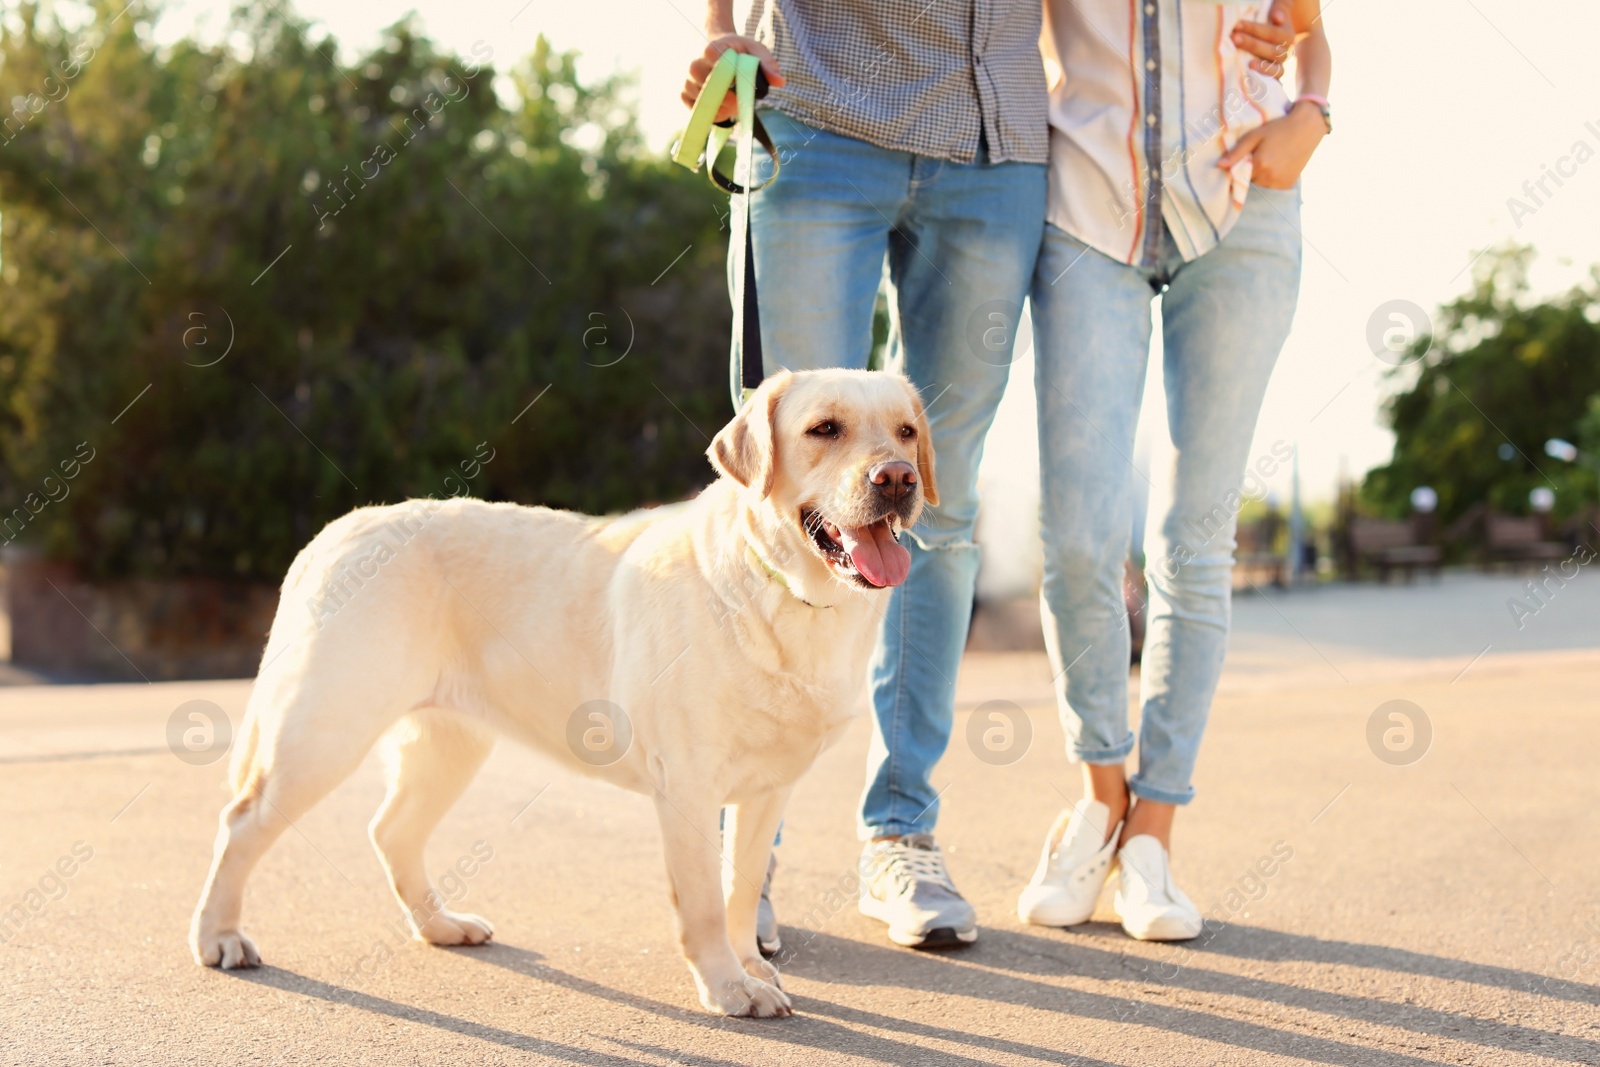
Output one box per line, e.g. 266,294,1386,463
417,910,494,947
699,972,793,1018
191,928,261,969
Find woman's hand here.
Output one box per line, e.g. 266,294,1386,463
681,35,785,124
1231,0,1296,80
1217,101,1327,189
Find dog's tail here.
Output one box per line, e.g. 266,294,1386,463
227,539,317,797
228,691,264,796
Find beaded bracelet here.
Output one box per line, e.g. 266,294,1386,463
1290,94,1332,133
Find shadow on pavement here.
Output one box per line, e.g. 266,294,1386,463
782,925,1598,1066
226,942,1114,1067
231,958,654,1067
221,923,1597,1066
468,942,1119,1067
1140,920,1600,1005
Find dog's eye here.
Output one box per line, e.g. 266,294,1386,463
807,420,840,438
899,425,917,440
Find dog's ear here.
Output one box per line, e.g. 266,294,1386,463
709,373,789,498
907,381,940,507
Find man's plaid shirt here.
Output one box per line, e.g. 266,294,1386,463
744,0,1049,164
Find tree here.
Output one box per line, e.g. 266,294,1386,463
0,1,734,580
1362,247,1600,526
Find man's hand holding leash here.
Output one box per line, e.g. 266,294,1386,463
682,0,784,125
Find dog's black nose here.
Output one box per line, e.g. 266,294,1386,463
869,460,917,503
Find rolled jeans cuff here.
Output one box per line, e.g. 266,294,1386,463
1128,774,1196,807
859,818,926,840
1075,733,1136,766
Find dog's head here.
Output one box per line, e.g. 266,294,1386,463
709,369,938,590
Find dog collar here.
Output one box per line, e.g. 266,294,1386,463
745,541,830,609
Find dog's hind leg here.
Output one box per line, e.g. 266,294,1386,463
190,674,406,969
369,709,496,946
723,786,791,984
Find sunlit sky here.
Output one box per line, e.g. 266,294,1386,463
147,0,1600,583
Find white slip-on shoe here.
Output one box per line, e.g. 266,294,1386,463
1017,799,1122,927
1113,834,1204,942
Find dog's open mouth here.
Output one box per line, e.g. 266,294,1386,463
801,508,911,588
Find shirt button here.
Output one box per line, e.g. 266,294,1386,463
1146,59,1156,71
1146,114,1157,126
1144,3,1155,14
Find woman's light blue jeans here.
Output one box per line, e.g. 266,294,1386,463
739,110,1045,838
1030,184,1303,805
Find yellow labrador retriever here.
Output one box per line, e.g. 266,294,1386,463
190,369,936,1017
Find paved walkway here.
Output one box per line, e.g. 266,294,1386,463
3,572,1598,1065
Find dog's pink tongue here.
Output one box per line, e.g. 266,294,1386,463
836,520,910,587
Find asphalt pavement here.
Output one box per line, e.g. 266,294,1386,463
3,571,1598,1066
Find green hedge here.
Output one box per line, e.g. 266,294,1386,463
0,1,734,580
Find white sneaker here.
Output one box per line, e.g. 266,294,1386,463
1017,799,1121,927
1113,834,1203,941
756,851,781,958
859,834,978,948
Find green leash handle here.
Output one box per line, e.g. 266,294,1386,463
672,50,779,194
672,48,781,409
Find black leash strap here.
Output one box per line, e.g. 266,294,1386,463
717,116,777,397
672,52,778,409
740,213,764,393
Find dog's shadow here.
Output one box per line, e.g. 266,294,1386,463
233,940,1113,1067
232,949,663,1067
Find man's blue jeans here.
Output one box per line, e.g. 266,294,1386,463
1030,184,1303,805
737,110,1045,839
